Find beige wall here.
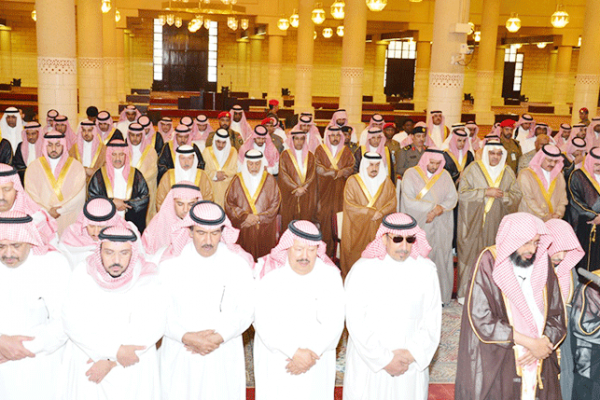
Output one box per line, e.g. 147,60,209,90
3,13,37,86
130,21,153,90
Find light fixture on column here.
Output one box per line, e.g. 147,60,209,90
536,42,547,49
337,25,344,37
278,18,290,31
175,17,183,28
513,43,522,50
166,14,175,26
408,0,422,2
313,31,317,40
578,36,582,47
474,31,481,42
159,15,166,25
312,3,326,25
115,10,121,23
227,17,238,30
101,0,111,14
31,10,36,22
505,13,521,33
551,4,569,28
468,22,475,35
331,1,345,20
323,28,333,38
240,18,249,30
289,9,299,28
366,0,387,12
204,17,211,29
188,18,201,33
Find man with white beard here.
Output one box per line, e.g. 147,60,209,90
253,220,345,400
62,225,165,400
0,107,23,152
0,212,70,400
156,145,213,210
344,213,441,400
238,125,280,175
159,200,254,400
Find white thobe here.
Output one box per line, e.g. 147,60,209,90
392,131,408,145
113,167,127,218
344,255,442,400
254,143,279,175
26,142,36,165
116,121,132,134
0,251,70,400
253,260,345,400
515,127,530,144
359,128,370,146
61,262,166,400
130,144,142,167
274,127,287,143
159,242,255,400
193,137,207,152
520,137,536,154
82,140,93,168
2,126,19,152
431,125,444,148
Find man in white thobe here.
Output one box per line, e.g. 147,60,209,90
0,106,24,152
159,200,254,400
0,212,70,400
254,220,345,400
344,213,442,400
401,149,458,305
62,226,166,400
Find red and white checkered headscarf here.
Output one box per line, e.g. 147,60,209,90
0,211,50,255
119,105,141,122
361,213,431,260
20,121,44,165
41,131,70,179
74,120,101,163
293,113,322,152
417,149,446,177
583,147,600,183
259,220,337,279
491,212,552,338
528,144,564,187
286,131,310,164
161,200,254,268
96,111,114,141
157,118,174,141
192,114,213,141
86,226,157,291
448,128,471,159
172,124,193,146
566,137,586,168
585,117,600,146
138,115,158,145
515,114,536,139
61,197,128,247
323,125,344,155
142,182,202,254
104,140,131,187
545,219,584,302
364,128,389,168
230,106,253,141
53,115,76,148
237,125,280,167
329,109,348,127
555,123,572,152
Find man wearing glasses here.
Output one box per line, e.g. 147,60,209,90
344,213,442,400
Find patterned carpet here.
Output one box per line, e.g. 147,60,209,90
244,300,462,390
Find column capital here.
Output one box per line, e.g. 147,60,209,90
249,34,265,41
375,40,389,46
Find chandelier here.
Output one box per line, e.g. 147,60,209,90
240,18,249,30
115,10,121,23
322,28,333,38
366,0,387,12
175,16,183,28
550,5,569,28
278,18,290,31
313,31,317,40
227,16,238,30
101,0,111,14
166,14,175,26
157,0,247,30
337,26,344,37
474,31,481,42
408,0,422,2
331,1,345,20
506,12,521,33
31,10,36,22
204,17,211,29
312,3,326,25
289,9,299,28
188,17,203,32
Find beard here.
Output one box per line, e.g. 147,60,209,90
509,250,536,268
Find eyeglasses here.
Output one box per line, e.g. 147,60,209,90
387,234,416,244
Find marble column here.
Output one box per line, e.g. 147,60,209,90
36,0,77,121
0,27,12,84
236,39,249,93
572,0,600,124
124,30,131,97
427,0,470,127
413,41,431,112
552,46,573,115
267,34,284,103
116,29,126,104
103,7,118,115
294,0,315,114
339,0,367,128
372,40,388,104
76,0,103,117
249,35,263,99
491,47,505,107
473,0,500,125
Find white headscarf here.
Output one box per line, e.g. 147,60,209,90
241,149,268,197
213,129,232,168
0,107,23,151
359,151,387,197
174,144,198,183
481,141,508,182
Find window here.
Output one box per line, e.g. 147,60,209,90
208,21,218,83
384,40,416,87
504,46,524,92
153,19,163,81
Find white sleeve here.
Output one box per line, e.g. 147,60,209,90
303,272,345,356
345,265,394,373
212,266,255,343
404,267,442,371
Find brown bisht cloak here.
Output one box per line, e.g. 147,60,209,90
457,161,521,298
340,174,396,277
278,149,317,229
224,172,281,260
455,247,566,400
314,144,355,257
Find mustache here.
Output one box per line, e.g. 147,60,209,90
109,263,123,269
201,244,214,249
296,259,309,263
2,256,18,262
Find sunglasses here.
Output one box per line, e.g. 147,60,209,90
387,234,416,244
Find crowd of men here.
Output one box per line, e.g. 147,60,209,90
0,101,599,400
